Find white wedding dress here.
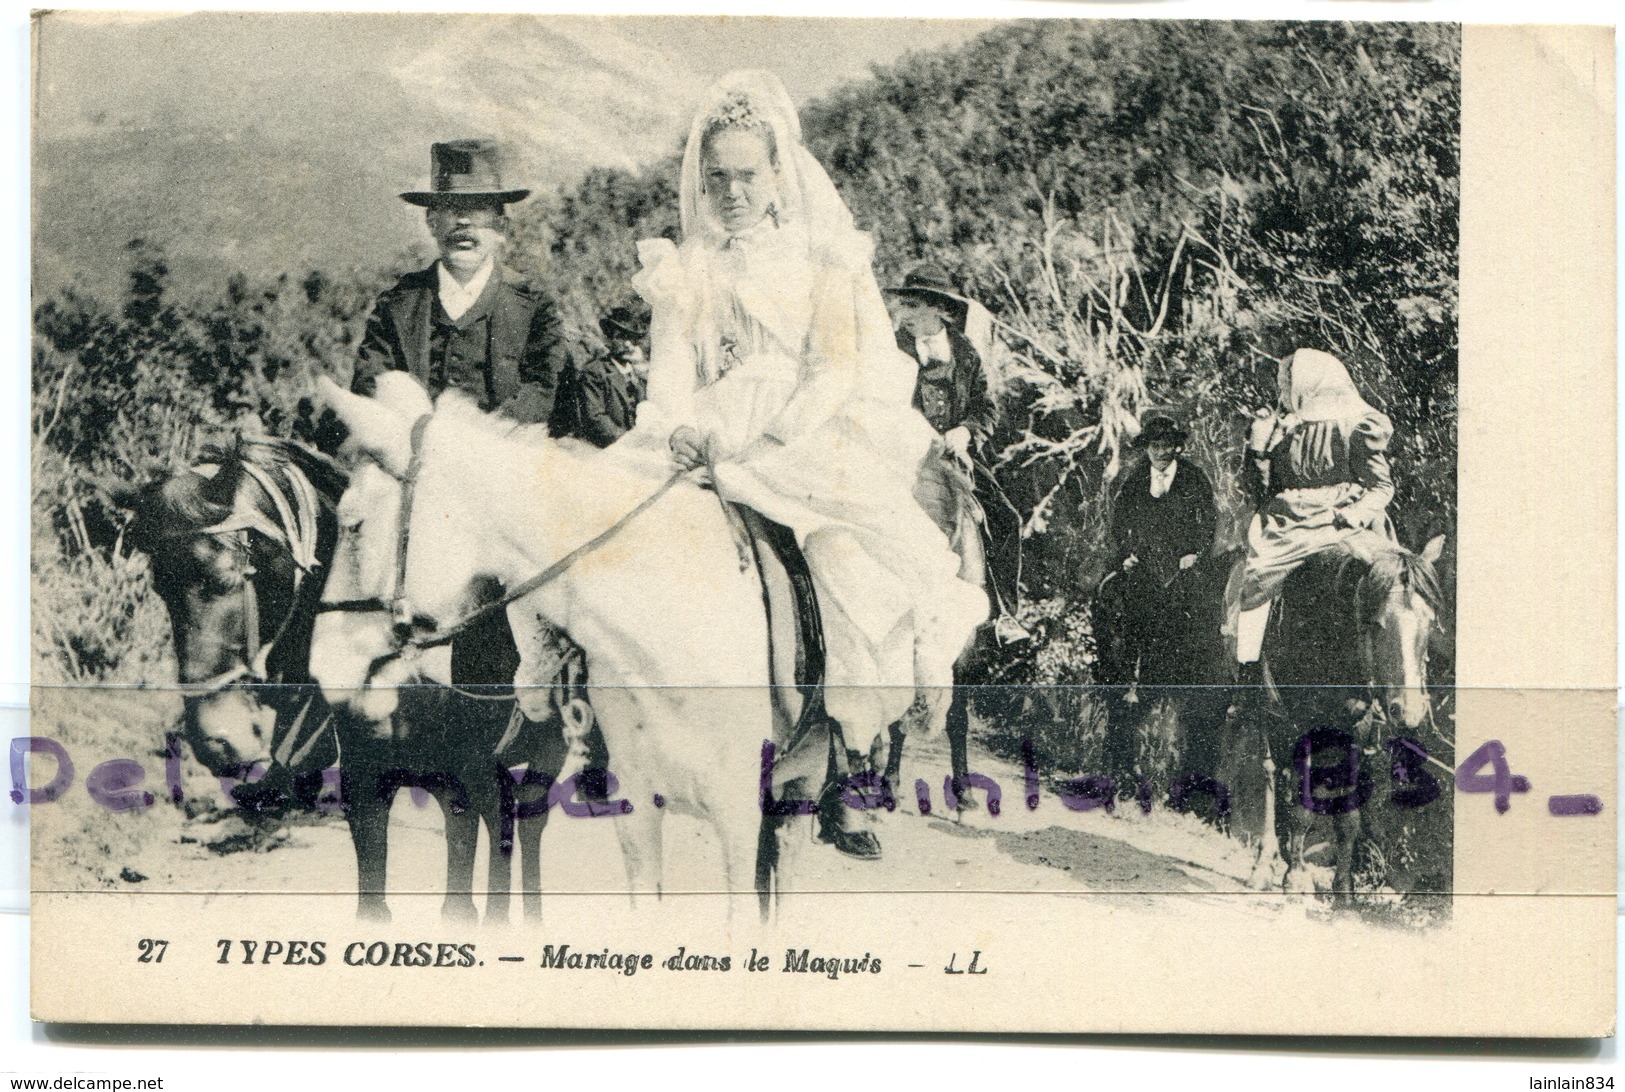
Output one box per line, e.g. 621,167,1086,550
625,71,988,740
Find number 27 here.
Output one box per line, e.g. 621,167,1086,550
136,939,168,963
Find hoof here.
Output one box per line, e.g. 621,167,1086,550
357,902,392,924
1245,849,1281,891
442,900,479,924
1282,865,1316,896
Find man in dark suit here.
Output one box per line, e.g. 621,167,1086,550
350,138,571,693
350,138,569,426
1104,412,1220,690
551,306,649,447
1098,412,1224,785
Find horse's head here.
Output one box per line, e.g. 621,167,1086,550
119,444,295,776
1357,535,1446,731
310,373,508,719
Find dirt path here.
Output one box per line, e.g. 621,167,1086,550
40,727,1274,927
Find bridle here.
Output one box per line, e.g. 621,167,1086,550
315,409,682,686
315,413,438,656
171,458,323,699
1348,561,1454,773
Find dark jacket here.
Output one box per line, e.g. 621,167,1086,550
351,263,568,426
551,355,646,448
896,326,997,443
1109,458,1218,586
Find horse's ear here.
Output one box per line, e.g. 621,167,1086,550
1420,535,1446,564
313,375,413,478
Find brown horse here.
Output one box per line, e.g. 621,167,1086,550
120,436,344,792
876,451,1018,810
1234,537,1449,907
121,435,562,922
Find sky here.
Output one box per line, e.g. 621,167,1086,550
30,12,1002,297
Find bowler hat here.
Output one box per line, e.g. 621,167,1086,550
1136,413,1189,446
883,264,971,319
401,139,531,207
599,305,650,343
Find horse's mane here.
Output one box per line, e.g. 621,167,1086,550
432,390,551,447
275,438,350,505
429,390,594,473
1309,541,1443,626
131,434,346,543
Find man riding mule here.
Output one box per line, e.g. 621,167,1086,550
1095,412,1224,788
326,138,574,735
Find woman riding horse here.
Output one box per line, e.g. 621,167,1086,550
1227,348,1399,678
626,70,989,856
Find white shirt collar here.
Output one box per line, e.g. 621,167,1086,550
1149,459,1179,498
437,259,495,322
915,328,953,365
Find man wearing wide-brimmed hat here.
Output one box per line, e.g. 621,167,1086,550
349,138,572,694
350,138,569,428
550,305,649,447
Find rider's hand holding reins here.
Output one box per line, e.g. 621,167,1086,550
669,425,709,471
944,425,974,467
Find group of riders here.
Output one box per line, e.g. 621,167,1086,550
299,71,1405,864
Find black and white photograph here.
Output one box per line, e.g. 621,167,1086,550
16,9,1613,1039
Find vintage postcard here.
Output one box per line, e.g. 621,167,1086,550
23,13,1615,1034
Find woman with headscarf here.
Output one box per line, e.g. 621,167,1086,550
625,71,988,856
1228,348,1398,664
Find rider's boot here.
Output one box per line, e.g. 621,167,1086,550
815,722,881,860
1227,660,1266,723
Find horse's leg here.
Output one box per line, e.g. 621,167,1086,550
613,794,665,906
518,812,547,920
947,685,972,809
476,765,513,926
1246,726,1281,891
882,720,906,787
1330,806,1362,909
754,812,781,922
713,809,753,924
338,726,393,922
1279,796,1316,897
439,788,480,924
520,735,569,921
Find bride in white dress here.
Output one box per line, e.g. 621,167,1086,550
626,71,988,845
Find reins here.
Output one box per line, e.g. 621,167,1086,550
412,470,683,654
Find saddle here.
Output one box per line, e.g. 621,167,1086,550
722,504,828,764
